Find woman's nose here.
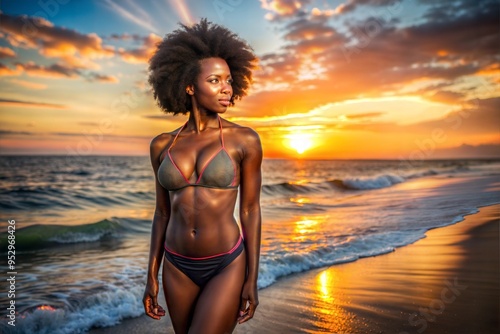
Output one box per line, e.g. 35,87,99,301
221,81,232,94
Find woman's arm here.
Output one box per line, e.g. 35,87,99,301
237,128,263,324
143,135,171,320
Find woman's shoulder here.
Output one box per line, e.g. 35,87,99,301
221,117,261,151
149,126,180,157
221,117,260,139
150,122,186,145
150,132,171,148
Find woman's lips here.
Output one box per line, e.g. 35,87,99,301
219,99,230,107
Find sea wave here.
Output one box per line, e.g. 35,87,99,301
0,187,154,211
48,169,92,176
256,204,494,289
263,172,408,196
0,218,151,250
261,163,492,197
0,267,145,334
257,229,426,289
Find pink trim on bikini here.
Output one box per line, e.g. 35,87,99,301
195,147,223,184
164,235,243,260
219,116,237,187
167,122,191,183
167,150,191,184
167,115,236,187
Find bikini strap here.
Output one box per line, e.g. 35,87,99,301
218,115,225,148
168,121,188,151
171,117,224,149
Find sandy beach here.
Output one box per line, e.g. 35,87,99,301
89,203,499,334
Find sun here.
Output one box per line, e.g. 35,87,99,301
287,133,313,154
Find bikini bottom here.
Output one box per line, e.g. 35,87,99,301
164,236,244,287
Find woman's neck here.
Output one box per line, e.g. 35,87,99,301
187,111,219,133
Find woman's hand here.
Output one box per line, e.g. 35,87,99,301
143,278,166,320
238,280,259,324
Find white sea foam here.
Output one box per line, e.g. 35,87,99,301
342,173,405,190
257,230,426,289
48,231,114,244
0,267,145,334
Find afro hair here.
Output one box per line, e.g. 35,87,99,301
148,18,257,115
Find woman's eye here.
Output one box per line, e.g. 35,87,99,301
208,78,232,84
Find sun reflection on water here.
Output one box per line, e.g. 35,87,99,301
311,270,356,333
36,305,57,312
318,271,334,303
294,218,320,235
290,196,311,204
291,215,329,245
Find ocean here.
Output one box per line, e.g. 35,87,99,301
1,156,499,333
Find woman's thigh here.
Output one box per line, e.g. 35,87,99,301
188,251,246,334
162,258,201,334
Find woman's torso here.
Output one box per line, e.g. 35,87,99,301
158,117,242,257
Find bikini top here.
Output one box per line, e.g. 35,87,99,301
157,116,238,191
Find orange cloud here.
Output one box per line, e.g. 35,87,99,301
117,33,162,64
345,111,385,119
9,79,47,90
404,97,500,136
0,61,118,83
85,73,119,83
432,142,500,159
0,98,66,109
0,63,21,76
284,18,338,41
311,7,335,17
0,13,122,83
243,0,498,120
260,0,312,18
0,13,114,70
0,46,16,58
13,61,79,79
478,63,500,76
422,90,465,104
333,0,401,14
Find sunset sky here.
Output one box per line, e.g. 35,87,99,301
0,0,498,159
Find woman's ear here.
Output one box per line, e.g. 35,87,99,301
186,85,194,95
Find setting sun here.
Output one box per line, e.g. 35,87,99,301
287,133,314,154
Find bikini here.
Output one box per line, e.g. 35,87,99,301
157,115,243,287
157,115,238,191
164,236,244,287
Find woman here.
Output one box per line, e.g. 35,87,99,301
142,19,262,334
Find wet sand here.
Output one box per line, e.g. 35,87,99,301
90,204,499,334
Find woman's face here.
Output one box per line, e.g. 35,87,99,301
192,57,233,114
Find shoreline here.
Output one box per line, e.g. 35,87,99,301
89,203,499,334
